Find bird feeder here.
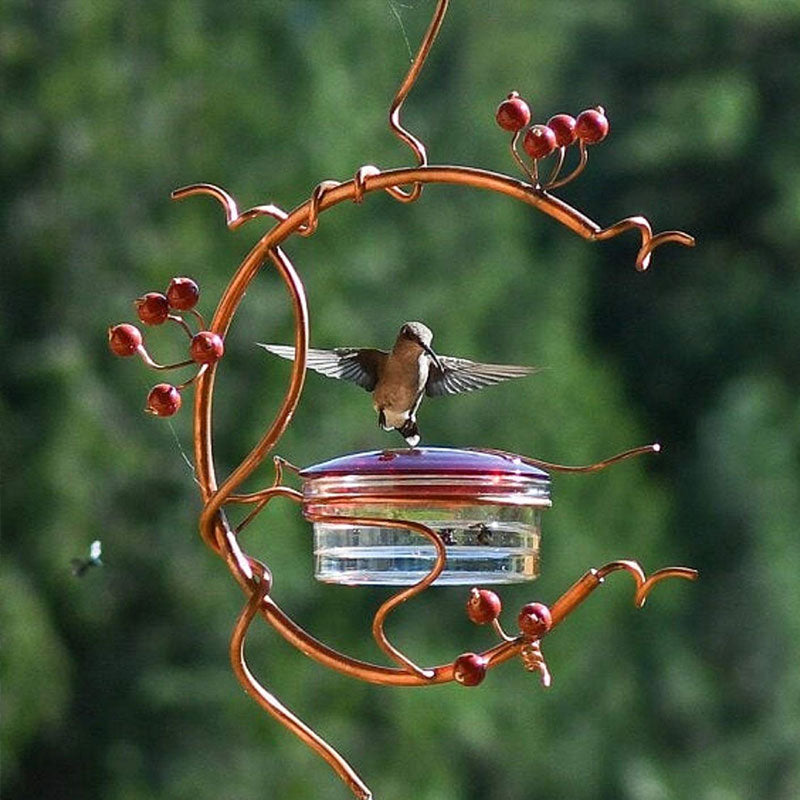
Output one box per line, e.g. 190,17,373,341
301,447,549,585
106,1,698,797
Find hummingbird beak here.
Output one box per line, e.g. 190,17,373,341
421,342,443,372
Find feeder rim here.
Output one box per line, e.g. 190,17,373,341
298,446,552,480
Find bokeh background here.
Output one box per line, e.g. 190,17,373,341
3,1,800,798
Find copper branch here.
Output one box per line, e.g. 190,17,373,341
234,486,302,535
167,314,194,338
171,182,288,229
177,167,692,283
545,139,589,190
385,0,450,202
543,146,567,188
510,129,535,184
549,561,698,628
311,514,447,680
595,560,699,607
472,442,661,473
135,345,193,372
230,563,373,800
593,216,695,272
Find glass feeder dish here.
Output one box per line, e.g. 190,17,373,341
299,447,551,586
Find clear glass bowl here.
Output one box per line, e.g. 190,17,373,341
299,447,551,586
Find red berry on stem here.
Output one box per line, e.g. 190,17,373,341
453,653,488,687
466,588,502,625
518,602,552,639
522,124,557,160
135,292,170,325
190,331,225,364
146,383,182,417
495,92,531,133
108,323,143,357
547,113,577,147
166,277,200,310
575,108,609,144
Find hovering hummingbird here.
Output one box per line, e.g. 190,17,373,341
259,322,536,447
71,540,103,577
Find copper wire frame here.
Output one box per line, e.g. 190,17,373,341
133,2,699,797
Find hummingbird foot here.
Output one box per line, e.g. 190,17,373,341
399,419,420,448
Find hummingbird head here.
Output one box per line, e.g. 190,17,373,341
399,321,434,348
398,322,441,370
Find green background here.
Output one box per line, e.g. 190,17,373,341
3,1,800,798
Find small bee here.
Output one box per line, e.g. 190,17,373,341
71,540,103,577
439,528,456,546
468,523,494,546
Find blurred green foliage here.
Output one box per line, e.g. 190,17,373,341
3,1,800,798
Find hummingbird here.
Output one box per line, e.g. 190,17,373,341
259,322,536,447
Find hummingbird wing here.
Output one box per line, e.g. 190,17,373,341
425,355,536,397
258,344,386,391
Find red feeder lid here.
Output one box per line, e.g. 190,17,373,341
300,447,550,507
300,447,548,478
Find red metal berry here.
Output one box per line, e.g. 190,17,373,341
575,107,609,144
495,92,531,133
522,124,557,160
453,653,488,687
146,383,182,417
466,588,502,625
135,292,170,326
166,277,200,310
546,113,577,147
517,602,552,639
190,331,225,364
108,323,143,357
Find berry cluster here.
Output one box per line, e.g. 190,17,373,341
495,91,609,189
108,276,224,417
452,588,553,687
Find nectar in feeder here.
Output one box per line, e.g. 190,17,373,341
300,447,551,586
